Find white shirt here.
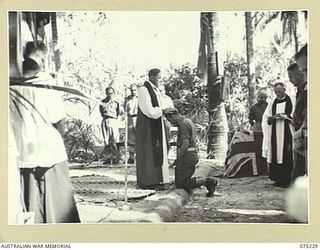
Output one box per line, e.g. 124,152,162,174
161,94,174,110
10,85,68,168
127,96,138,116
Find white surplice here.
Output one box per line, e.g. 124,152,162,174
262,97,295,164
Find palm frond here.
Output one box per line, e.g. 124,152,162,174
10,92,40,125
9,91,29,111
10,88,47,123
253,11,280,32
280,11,299,51
10,97,24,122
10,80,92,101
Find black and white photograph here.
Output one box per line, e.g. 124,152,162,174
8,10,308,225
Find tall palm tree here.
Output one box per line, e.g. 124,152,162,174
199,12,228,160
245,12,256,107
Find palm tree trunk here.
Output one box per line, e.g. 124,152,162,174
9,12,23,78
245,12,256,108
206,12,228,160
51,12,61,72
207,12,220,109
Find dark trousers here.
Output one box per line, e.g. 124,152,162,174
20,161,80,223
291,152,307,182
175,151,199,190
254,131,268,175
269,162,293,186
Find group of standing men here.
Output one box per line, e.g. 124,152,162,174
249,44,308,187
99,71,172,167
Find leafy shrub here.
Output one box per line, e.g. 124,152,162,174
64,118,103,162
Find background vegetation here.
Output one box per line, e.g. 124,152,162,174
36,11,307,162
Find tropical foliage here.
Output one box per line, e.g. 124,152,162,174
163,64,208,143
164,65,207,118
253,11,302,53
13,10,307,162
64,118,103,162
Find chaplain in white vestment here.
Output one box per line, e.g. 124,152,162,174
262,82,295,186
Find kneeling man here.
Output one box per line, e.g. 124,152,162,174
164,108,218,197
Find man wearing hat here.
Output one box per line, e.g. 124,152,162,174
164,107,218,197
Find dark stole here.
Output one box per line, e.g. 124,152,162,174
270,95,293,164
139,81,163,168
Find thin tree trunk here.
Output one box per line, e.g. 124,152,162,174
293,15,299,53
51,12,61,72
206,12,228,160
245,12,256,108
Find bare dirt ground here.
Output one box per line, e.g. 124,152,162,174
70,162,299,223
173,175,298,223
71,164,145,208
